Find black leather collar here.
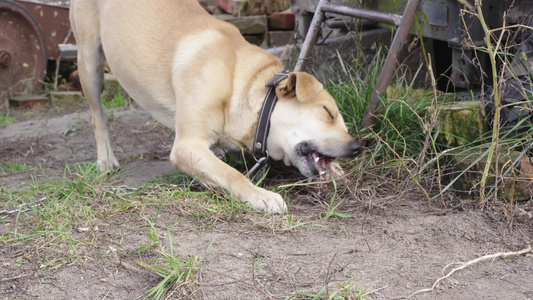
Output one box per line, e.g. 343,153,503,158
245,70,291,181
252,70,291,159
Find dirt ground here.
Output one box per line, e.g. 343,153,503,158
1,103,532,299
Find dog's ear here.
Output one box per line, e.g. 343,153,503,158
276,72,323,102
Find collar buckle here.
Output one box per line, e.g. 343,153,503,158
244,156,269,182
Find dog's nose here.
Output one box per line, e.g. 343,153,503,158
348,140,362,157
299,142,312,155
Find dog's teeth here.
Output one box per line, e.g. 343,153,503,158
320,170,326,175
314,156,320,163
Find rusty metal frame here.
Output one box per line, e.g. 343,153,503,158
322,3,402,27
293,0,422,131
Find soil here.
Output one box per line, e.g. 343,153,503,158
1,103,532,300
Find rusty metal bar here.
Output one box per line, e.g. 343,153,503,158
294,0,328,72
321,3,402,26
361,0,422,131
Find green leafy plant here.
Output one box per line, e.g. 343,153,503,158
0,111,16,128
136,229,204,300
102,93,125,109
0,162,33,174
320,177,350,220
137,215,161,254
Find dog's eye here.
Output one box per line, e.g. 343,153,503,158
323,106,336,120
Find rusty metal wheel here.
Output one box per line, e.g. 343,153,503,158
0,0,47,107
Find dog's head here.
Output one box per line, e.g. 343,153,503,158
267,72,362,177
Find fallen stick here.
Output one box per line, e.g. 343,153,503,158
401,244,532,299
0,273,30,282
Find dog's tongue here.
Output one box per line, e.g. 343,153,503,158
303,146,340,178
312,152,346,180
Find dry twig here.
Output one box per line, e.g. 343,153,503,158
399,244,532,299
0,273,30,282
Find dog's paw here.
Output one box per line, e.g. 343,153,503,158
96,159,120,173
247,188,288,215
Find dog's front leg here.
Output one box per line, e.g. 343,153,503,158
170,140,287,214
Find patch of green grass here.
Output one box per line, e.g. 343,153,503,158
136,228,205,299
0,163,112,267
1,159,262,254
143,172,197,187
101,93,132,122
0,111,16,128
288,273,368,300
1,162,209,273
15,257,23,266
326,52,435,167
325,49,383,134
320,177,350,220
321,48,441,208
137,215,161,254
0,162,33,174
102,93,126,109
142,172,258,219
325,35,532,208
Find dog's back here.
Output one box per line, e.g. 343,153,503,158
70,0,279,129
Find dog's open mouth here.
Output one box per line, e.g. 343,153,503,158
298,142,338,177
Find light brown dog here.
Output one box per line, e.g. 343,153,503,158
70,0,361,214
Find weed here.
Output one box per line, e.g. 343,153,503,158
136,229,204,300
0,163,111,269
461,4,533,202
323,4,533,211
101,93,130,122
137,215,161,254
320,177,351,220
325,48,435,170
0,162,33,174
325,49,383,134
288,273,367,300
102,93,126,109
0,110,16,128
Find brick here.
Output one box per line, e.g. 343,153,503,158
268,11,295,30
9,94,48,109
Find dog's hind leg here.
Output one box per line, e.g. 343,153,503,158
70,4,119,171
77,45,119,171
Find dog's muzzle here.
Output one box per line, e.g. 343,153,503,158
298,140,362,176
